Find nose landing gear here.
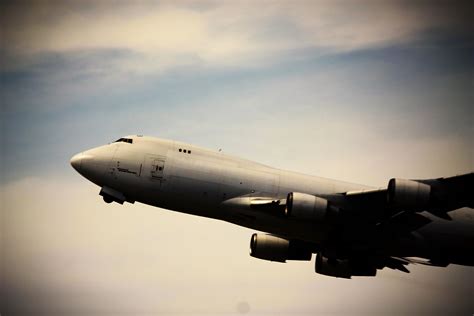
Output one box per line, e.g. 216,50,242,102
103,195,114,203
99,186,132,204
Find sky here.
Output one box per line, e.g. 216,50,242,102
1,0,473,315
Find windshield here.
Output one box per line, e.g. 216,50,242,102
114,138,133,144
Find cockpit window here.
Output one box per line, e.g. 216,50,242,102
114,138,133,144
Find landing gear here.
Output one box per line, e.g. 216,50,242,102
103,195,114,203
99,186,131,205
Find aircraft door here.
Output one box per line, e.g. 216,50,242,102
144,155,167,186
150,158,165,179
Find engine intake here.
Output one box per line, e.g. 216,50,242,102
249,234,312,263
387,178,431,209
285,192,337,222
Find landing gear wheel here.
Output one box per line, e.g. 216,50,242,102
103,196,113,203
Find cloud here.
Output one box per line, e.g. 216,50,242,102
1,0,472,73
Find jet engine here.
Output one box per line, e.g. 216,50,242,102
249,233,312,263
315,253,376,278
387,178,431,209
285,192,337,222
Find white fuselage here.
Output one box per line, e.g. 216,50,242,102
72,136,369,242
71,135,474,259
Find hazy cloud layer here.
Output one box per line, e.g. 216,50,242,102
2,0,472,73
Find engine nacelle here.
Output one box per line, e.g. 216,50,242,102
315,253,376,278
285,192,336,222
249,233,312,263
387,178,431,209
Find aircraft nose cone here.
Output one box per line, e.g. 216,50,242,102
70,152,95,174
70,152,83,171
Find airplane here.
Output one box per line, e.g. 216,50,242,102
70,135,474,278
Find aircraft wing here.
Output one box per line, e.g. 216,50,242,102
225,173,473,225
249,173,474,278
330,172,474,222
